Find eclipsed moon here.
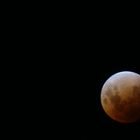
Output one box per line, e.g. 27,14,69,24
101,71,140,123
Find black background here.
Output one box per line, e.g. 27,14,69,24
49,12,140,138
2,2,140,139
33,8,140,139
47,35,140,139
56,48,140,139
48,8,140,138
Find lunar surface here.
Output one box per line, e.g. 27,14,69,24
101,71,140,123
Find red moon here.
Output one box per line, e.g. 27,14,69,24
101,71,140,123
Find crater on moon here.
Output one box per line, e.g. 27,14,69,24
103,98,108,104
132,86,140,98
109,94,123,112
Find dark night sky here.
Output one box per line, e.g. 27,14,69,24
53,38,140,138
41,11,140,136
2,2,140,139
27,4,140,139
6,41,139,138
66,49,140,139
3,42,139,137
43,43,138,139
24,16,140,139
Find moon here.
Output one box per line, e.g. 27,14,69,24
101,71,140,123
